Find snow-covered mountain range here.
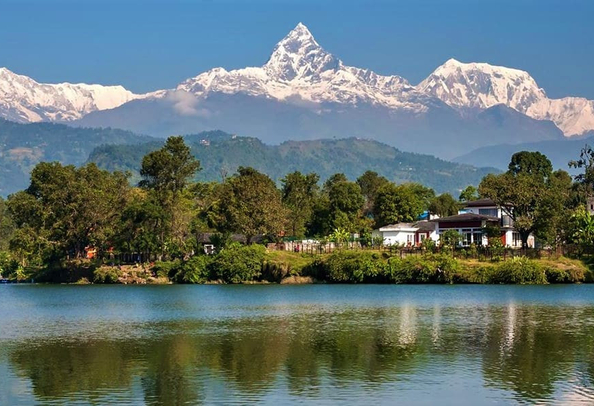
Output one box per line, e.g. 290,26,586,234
0,67,140,122
1,23,593,139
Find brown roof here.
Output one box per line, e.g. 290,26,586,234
432,213,499,223
413,220,437,231
464,198,497,208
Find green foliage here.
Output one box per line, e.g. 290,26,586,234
0,118,152,196
508,151,553,180
140,136,200,194
321,251,383,283
214,167,287,243
374,183,434,227
327,178,365,232
93,267,121,284
486,257,547,284
429,193,459,217
0,251,17,277
479,151,573,248
385,254,457,284
567,206,594,253
7,162,130,262
152,260,182,279
211,244,266,283
459,185,478,202
281,171,320,237
173,256,213,284
329,228,351,248
440,230,462,248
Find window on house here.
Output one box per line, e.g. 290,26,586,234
462,229,472,246
479,208,498,217
473,231,483,245
512,232,522,247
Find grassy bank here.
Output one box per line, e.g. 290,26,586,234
4,246,592,285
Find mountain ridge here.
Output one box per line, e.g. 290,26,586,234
87,131,499,196
1,23,593,147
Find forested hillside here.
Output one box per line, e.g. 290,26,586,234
89,132,498,194
0,119,152,195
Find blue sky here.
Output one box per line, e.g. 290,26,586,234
0,0,592,99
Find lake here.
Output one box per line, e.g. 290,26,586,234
1,285,594,405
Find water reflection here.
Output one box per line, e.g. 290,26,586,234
1,286,594,404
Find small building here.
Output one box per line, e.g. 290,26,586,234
372,221,438,247
372,198,536,248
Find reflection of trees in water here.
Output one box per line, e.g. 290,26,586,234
480,305,594,401
8,305,594,404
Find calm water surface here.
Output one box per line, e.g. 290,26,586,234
1,285,594,405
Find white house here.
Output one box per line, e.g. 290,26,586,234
372,198,535,248
372,221,438,247
462,199,534,248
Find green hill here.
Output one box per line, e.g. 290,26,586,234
89,132,498,194
0,119,153,196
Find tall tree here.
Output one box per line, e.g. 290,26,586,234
139,136,200,256
374,183,434,227
459,185,478,202
281,171,320,238
508,151,553,180
8,162,130,261
215,167,287,243
429,193,459,217
479,152,559,248
0,197,15,251
357,171,390,218
139,136,201,194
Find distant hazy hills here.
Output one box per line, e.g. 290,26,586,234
0,119,152,196
88,131,498,195
454,134,594,172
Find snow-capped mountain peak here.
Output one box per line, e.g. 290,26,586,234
263,22,339,81
177,23,422,110
418,59,594,136
418,58,546,111
0,67,141,123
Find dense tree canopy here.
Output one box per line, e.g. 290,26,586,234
2,142,592,273
480,151,576,248
281,171,320,238
214,167,287,243
373,183,434,227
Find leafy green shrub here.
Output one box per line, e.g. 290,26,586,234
487,257,547,284
0,251,17,278
152,260,182,279
93,267,121,284
211,244,266,283
385,254,457,283
322,250,382,283
544,265,585,283
174,256,212,284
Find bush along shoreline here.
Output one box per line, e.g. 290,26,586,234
5,246,591,285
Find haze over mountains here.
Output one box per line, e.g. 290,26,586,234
0,119,496,197
1,23,592,159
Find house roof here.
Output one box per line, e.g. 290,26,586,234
432,213,499,223
378,222,417,231
413,220,437,231
464,198,497,208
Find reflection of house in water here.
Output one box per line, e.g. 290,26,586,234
398,304,417,346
